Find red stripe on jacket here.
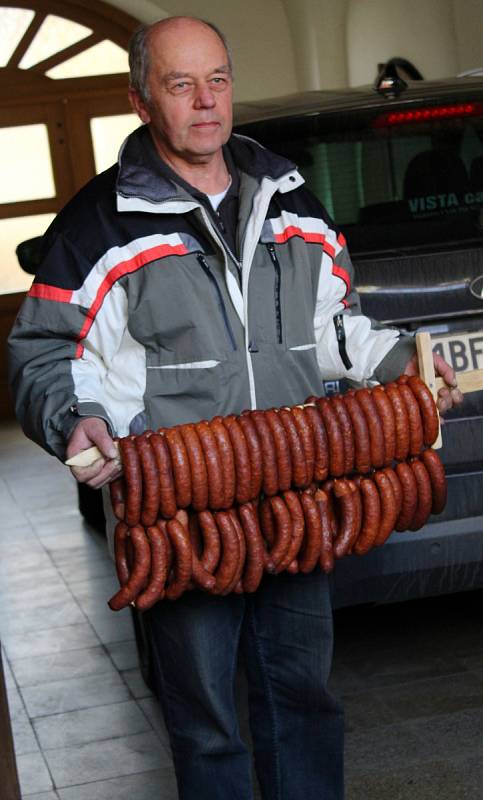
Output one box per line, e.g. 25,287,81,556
28,284,73,302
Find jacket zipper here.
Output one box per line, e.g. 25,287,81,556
197,254,238,351
266,243,283,344
334,314,353,369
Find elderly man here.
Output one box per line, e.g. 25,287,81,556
8,16,461,800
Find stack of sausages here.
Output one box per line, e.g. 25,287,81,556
108,375,447,612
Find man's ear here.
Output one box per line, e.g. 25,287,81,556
128,88,151,124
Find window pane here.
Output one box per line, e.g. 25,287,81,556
0,124,55,203
46,40,128,79
0,214,55,294
0,7,35,67
90,114,140,173
19,14,92,69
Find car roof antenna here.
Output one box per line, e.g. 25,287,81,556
375,58,423,99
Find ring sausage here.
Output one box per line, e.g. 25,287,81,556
382,466,403,519
223,416,253,504
299,491,323,572
420,448,447,514
278,490,306,573
342,393,371,474
179,424,209,512
210,417,236,509
373,471,398,546
265,409,292,492
251,411,279,496
355,389,386,469
136,435,161,527
315,489,334,573
372,386,396,466
136,524,169,610
394,461,418,531
407,376,440,447
213,511,241,594
239,502,266,593
165,427,192,508
397,382,425,457
331,395,355,475
278,408,308,488
353,479,381,555
196,420,224,510
238,413,264,499
333,479,361,558
197,510,222,574
109,477,126,522
292,405,317,484
150,433,178,519
268,495,293,569
113,521,130,586
303,405,329,482
108,525,151,610
385,383,410,461
316,398,345,477
118,437,142,526
408,458,433,531
164,517,193,600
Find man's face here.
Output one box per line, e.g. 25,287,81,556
130,20,233,165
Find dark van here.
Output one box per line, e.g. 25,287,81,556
233,73,483,606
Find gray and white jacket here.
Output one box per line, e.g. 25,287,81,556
8,125,414,460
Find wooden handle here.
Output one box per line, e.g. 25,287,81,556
435,368,483,394
65,442,120,468
416,332,442,449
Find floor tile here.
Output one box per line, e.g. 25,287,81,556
33,700,151,750
137,697,170,748
121,667,153,699
11,646,114,687
0,598,86,637
44,730,171,787
2,622,100,660
23,793,60,800
105,639,139,671
57,768,176,800
87,609,134,645
21,670,130,718
11,704,40,755
16,751,53,795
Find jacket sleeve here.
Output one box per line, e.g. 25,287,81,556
8,230,124,460
313,230,415,384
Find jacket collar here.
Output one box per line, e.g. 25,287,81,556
116,124,301,208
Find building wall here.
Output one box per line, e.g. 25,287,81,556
108,0,482,95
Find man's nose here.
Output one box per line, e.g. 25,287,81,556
193,85,216,109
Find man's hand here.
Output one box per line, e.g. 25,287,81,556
404,352,464,414
66,417,121,489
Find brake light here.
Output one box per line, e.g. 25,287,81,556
373,102,483,127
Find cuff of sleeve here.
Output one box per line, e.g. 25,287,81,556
61,401,114,443
371,335,416,384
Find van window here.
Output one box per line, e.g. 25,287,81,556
244,108,483,255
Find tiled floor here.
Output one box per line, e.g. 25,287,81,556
1,422,177,799
1,420,483,799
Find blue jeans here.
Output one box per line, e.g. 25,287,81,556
146,570,344,800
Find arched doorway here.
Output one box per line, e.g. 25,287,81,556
0,0,141,416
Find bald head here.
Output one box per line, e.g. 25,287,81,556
129,16,232,104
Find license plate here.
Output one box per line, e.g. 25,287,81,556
432,330,483,373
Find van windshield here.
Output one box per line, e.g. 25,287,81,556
246,106,483,255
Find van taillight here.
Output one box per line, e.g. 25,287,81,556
373,102,483,127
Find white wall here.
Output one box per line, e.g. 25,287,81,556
110,0,298,100
108,0,483,96
346,0,458,86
